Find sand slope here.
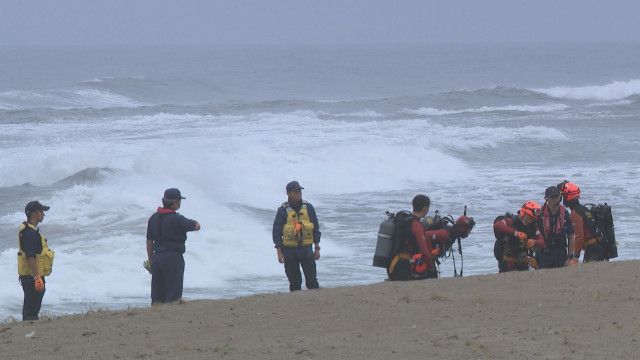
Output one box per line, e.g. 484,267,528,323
2,260,639,359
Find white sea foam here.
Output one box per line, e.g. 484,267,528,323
533,79,640,101
0,88,144,110
403,103,569,116
0,109,590,320
319,110,385,118
586,99,635,107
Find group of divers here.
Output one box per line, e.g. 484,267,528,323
16,180,617,321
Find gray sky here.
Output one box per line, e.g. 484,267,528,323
1,0,638,45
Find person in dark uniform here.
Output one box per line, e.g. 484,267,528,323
272,181,321,292
18,201,54,321
146,188,200,304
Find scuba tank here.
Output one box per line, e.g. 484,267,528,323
373,212,396,268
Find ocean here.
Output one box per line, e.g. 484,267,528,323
1,43,640,320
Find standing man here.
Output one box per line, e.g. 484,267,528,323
146,188,200,304
387,195,434,280
537,186,576,268
558,181,605,262
18,201,54,321
272,181,321,292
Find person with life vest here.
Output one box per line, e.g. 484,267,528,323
146,188,201,304
558,181,605,262
537,186,577,268
18,201,54,321
493,201,545,272
272,181,321,292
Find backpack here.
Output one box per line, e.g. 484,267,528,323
492,213,515,261
576,203,618,259
390,211,415,256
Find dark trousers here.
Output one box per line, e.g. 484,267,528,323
584,244,606,262
20,275,45,321
388,258,412,281
537,247,568,269
499,259,529,273
283,246,319,292
151,251,185,304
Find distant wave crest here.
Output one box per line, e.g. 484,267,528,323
533,79,640,101
403,103,569,116
0,88,144,110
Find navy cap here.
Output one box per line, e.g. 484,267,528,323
164,188,186,200
286,181,304,192
25,201,50,214
545,186,561,198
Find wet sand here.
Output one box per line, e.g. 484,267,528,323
2,260,639,359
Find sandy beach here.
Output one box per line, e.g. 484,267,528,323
2,260,639,359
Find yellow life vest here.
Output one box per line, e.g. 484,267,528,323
17,222,55,276
281,201,315,247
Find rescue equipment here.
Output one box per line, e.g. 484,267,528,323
558,181,581,202
578,203,618,260
373,211,413,268
519,201,542,220
281,201,315,247
17,222,55,277
493,213,515,262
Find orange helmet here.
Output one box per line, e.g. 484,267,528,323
559,181,580,202
519,201,542,220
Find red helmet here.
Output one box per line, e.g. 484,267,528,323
519,201,542,220
559,182,580,202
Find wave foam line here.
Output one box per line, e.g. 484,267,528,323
533,79,640,101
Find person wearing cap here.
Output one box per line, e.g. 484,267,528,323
493,201,545,272
146,188,201,304
272,181,321,291
536,186,575,268
18,201,54,321
558,181,605,262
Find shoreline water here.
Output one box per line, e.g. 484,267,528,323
2,260,638,359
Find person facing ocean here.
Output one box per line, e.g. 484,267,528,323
272,181,321,292
17,201,54,321
146,188,200,304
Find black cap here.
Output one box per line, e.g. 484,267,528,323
164,188,186,200
286,181,304,192
25,201,50,214
545,186,561,198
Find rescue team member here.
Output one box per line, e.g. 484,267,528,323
387,195,473,280
493,201,544,272
146,188,201,304
537,186,576,268
18,201,54,321
272,181,321,292
559,181,604,262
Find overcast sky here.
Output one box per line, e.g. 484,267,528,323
1,0,638,46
